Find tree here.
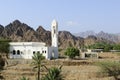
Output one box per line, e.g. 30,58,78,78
87,42,113,52
64,47,80,59
104,44,113,52
31,53,45,80
97,61,120,80
113,44,120,50
42,66,63,80
0,39,11,57
0,55,6,80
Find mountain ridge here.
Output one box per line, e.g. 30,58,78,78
74,30,120,43
0,20,117,49
0,20,84,49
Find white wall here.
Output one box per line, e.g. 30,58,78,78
10,45,33,59
9,43,58,60
47,47,58,59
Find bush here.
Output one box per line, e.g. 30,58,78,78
97,61,120,80
87,42,113,52
0,39,11,55
42,66,63,80
64,47,79,59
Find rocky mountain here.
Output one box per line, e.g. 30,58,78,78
0,25,4,36
74,31,120,43
58,31,84,48
74,31,96,38
36,26,51,45
1,20,117,49
84,35,115,46
0,20,84,49
96,31,120,43
1,20,38,42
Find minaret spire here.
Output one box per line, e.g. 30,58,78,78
51,19,58,47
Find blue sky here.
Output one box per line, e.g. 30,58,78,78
0,0,120,33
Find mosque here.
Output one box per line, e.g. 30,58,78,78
9,20,58,59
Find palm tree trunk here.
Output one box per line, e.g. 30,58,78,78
114,76,118,80
38,67,40,80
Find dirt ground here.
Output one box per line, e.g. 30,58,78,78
1,52,120,80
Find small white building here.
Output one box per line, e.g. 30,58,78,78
9,20,58,59
87,49,103,53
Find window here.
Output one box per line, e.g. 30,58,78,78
54,29,56,34
13,50,16,55
45,51,46,53
33,51,35,54
21,52,23,54
17,50,20,55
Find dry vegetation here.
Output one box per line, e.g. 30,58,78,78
1,52,120,80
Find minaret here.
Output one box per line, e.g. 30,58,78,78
51,19,58,47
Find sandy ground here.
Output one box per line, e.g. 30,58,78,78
1,52,120,80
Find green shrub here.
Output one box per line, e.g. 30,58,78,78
42,66,63,80
64,47,79,59
96,61,120,80
0,39,11,54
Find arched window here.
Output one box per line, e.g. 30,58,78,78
33,51,35,54
45,51,46,53
13,50,16,55
17,50,20,55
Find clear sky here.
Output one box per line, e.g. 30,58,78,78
0,0,120,33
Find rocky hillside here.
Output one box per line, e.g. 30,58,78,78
58,31,84,49
0,20,84,49
74,31,96,38
0,20,116,48
84,35,114,46
0,25,4,36
74,31,120,43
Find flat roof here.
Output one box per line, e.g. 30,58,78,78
9,42,46,46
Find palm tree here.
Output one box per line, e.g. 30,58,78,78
31,52,45,80
42,65,63,80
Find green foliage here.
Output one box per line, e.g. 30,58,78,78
113,44,120,50
103,44,113,52
31,53,45,80
87,42,120,52
89,42,105,49
0,39,11,42
20,76,29,80
32,53,45,67
58,48,62,52
87,42,113,52
64,47,79,59
0,39,11,54
42,66,63,80
97,61,120,80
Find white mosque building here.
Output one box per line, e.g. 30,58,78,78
9,20,58,59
